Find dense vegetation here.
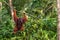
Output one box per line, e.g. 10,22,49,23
0,0,57,40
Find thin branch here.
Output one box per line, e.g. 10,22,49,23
43,5,53,13
3,1,9,6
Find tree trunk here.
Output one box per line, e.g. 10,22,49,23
57,0,60,40
9,0,14,19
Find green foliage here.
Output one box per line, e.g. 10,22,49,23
0,0,57,40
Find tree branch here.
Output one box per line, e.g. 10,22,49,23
9,0,14,19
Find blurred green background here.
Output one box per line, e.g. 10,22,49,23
0,0,57,40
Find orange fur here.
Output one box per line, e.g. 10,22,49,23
13,9,28,34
